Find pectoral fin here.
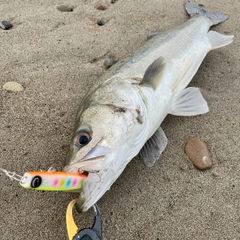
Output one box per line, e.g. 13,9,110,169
169,87,209,116
139,126,168,167
140,57,166,89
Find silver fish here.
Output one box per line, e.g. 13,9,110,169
63,2,234,211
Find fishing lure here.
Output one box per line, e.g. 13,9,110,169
0,168,88,191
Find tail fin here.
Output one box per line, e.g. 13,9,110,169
185,2,228,25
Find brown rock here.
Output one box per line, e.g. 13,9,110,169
184,138,212,170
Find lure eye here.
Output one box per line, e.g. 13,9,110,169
74,131,91,147
31,176,42,188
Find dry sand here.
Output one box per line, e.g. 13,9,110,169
0,0,239,239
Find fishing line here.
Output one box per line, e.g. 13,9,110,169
89,172,101,183
78,168,101,183
0,168,23,182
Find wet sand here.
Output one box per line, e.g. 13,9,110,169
0,1,239,239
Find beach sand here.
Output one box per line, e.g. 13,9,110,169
0,0,239,239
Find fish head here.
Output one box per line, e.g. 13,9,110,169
63,91,147,211
64,103,132,172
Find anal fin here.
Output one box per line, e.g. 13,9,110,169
169,87,209,116
208,31,234,50
139,126,168,167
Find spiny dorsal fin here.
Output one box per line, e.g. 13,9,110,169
140,57,166,89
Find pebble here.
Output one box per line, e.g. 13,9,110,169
147,31,161,40
3,82,24,92
104,58,117,69
184,138,212,170
56,5,73,12
95,3,107,11
111,0,118,3
97,19,105,26
0,20,13,30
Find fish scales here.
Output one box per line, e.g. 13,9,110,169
63,2,234,212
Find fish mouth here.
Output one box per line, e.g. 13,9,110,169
64,143,112,173
63,156,105,173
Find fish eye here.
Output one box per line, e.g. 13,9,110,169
74,131,91,146
31,176,42,188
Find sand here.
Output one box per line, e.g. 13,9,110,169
0,0,239,239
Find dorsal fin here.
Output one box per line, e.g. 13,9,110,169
140,57,166,89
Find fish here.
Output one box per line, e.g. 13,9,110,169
63,2,234,212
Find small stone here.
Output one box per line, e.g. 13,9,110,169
56,5,73,12
147,31,161,40
111,0,118,3
97,19,105,26
3,82,24,92
0,20,13,30
184,138,212,170
104,58,117,69
95,3,107,10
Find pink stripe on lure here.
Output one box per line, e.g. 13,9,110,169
53,178,59,187
72,179,77,187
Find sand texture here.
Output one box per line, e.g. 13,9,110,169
0,0,239,239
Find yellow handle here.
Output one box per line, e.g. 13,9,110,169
66,199,79,240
